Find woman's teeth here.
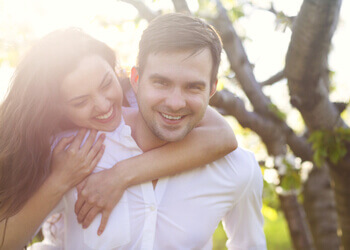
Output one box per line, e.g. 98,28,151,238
161,113,182,120
96,108,113,120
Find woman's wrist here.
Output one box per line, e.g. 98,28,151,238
112,161,136,189
44,174,71,198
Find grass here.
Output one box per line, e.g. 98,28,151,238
213,213,292,250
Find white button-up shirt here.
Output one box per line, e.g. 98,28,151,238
31,118,266,250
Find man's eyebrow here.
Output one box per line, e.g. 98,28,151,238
149,73,172,83
68,72,110,103
187,81,206,87
149,73,207,88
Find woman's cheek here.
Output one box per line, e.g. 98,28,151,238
67,107,90,127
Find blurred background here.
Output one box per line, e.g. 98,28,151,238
1,0,349,249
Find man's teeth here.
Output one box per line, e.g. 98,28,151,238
96,108,113,120
161,113,182,120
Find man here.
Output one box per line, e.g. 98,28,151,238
123,13,266,249
34,13,266,249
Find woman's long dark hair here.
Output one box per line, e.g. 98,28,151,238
0,28,117,227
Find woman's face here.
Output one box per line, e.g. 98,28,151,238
60,55,123,132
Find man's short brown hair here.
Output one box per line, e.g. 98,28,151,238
137,13,222,85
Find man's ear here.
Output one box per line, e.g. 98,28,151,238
209,80,218,98
130,66,140,93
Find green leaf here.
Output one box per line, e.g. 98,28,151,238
309,128,350,167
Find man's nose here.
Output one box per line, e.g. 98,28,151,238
165,88,186,111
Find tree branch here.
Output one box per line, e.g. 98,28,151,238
212,0,271,116
210,90,313,160
171,0,191,14
285,0,344,130
119,0,158,22
261,70,285,86
255,3,296,25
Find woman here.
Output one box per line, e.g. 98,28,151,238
0,28,237,249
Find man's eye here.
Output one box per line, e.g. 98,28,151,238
154,81,167,86
189,85,203,91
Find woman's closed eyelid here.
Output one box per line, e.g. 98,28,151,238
72,99,88,107
102,79,112,89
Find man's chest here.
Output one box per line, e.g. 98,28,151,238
125,165,237,248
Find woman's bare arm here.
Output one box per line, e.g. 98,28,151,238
121,106,236,184
75,106,237,234
0,130,104,249
0,175,67,250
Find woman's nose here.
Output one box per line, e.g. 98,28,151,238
94,95,110,113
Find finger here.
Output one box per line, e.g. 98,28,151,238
69,128,88,150
77,202,93,223
88,145,105,172
80,129,98,154
98,210,111,235
75,197,85,217
53,135,74,154
86,134,105,162
82,207,101,229
75,185,88,216
76,179,87,194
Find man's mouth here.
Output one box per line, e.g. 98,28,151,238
95,107,114,120
160,112,183,120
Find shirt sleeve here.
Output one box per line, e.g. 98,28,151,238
222,152,267,250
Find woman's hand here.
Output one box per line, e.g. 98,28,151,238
49,129,106,193
74,166,128,235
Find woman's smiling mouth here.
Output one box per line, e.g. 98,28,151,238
95,107,114,121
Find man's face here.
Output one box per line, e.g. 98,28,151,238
132,48,217,142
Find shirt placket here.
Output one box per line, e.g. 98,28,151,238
140,182,158,249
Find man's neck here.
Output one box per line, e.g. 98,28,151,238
133,113,167,152
123,107,167,152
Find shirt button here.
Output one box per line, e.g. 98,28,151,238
150,205,156,211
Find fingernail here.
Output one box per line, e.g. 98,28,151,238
98,230,102,236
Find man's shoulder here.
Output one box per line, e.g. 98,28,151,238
219,146,258,173
211,147,261,187
225,146,256,162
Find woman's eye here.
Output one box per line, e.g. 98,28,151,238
73,100,87,107
102,80,112,89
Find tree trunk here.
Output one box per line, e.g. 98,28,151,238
279,193,315,250
285,0,349,247
330,166,350,248
303,165,341,250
